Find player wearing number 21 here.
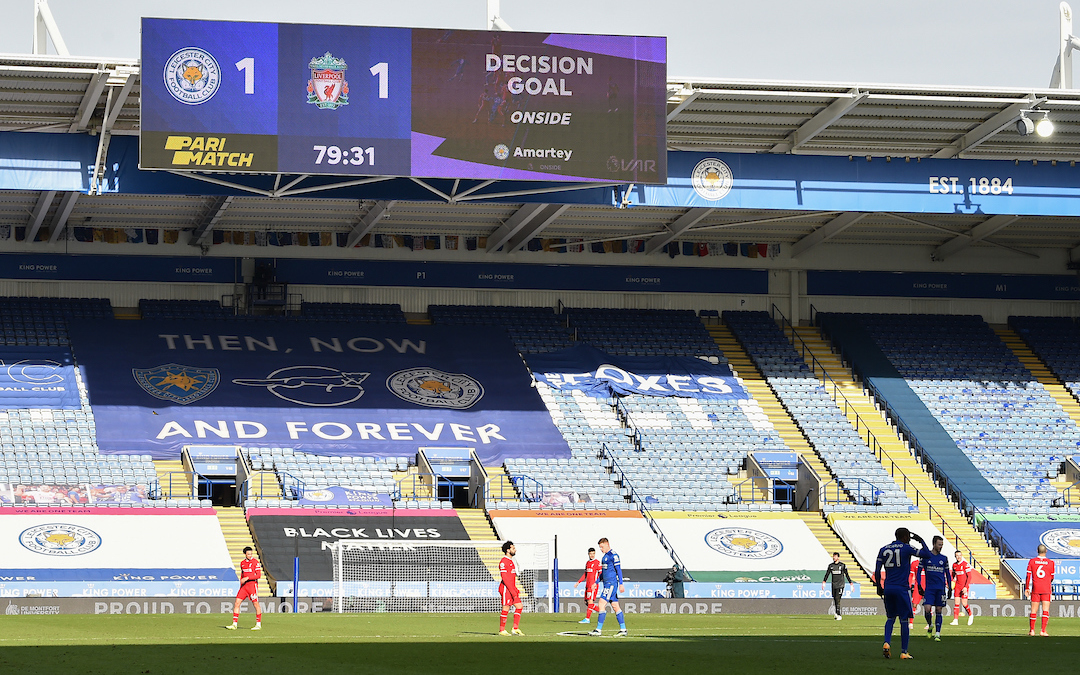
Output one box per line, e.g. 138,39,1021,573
498,541,524,636
1026,544,1055,636
875,527,929,660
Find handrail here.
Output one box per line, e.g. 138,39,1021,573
810,310,1002,586
508,474,544,502
1061,479,1080,506
394,472,456,501
243,470,304,502
599,442,694,581
150,470,212,501
769,303,998,585
819,477,884,506
730,475,775,503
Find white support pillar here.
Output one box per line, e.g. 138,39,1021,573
789,270,801,327
32,0,69,56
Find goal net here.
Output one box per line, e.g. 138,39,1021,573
331,540,552,613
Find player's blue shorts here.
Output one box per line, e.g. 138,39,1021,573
921,589,947,608
599,583,619,603
882,587,913,619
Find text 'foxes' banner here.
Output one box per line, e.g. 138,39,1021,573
68,321,571,461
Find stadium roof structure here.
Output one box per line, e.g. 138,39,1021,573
3,53,1080,257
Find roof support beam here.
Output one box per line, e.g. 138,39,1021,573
931,97,1041,159
771,88,867,153
69,70,107,132
931,214,1019,261
43,191,76,243
789,212,865,257
26,190,55,243
345,200,395,248
666,89,700,122
190,196,234,246
504,204,570,252
644,207,713,255
485,203,548,252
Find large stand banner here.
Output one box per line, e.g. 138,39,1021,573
69,321,571,462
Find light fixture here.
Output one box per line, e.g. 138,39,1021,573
1016,109,1054,137
1036,116,1055,137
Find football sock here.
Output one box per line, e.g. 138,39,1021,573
964,604,971,616
256,611,262,622
953,604,960,618
1041,611,1049,632
884,617,895,645
597,611,606,630
924,610,932,629
513,608,521,629
616,611,625,630
900,620,910,652
1029,614,1037,631
499,610,508,631
935,613,942,633
232,612,239,624
586,603,595,619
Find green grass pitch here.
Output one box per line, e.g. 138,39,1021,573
0,613,1076,675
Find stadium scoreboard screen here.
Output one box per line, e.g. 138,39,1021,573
140,18,667,183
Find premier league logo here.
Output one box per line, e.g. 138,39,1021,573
307,52,350,109
133,364,220,405
386,368,484,409
19,523,102,557
705,527,783,559
691,158,734,201
163,47,221,105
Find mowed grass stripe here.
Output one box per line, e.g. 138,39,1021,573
0,614,1075,675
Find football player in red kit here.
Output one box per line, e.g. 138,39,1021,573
950,550,973,626
1026,544,1055,636
227,546,262,630
574,547,602,623
498,540,524,636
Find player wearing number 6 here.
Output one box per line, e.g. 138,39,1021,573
498,541,524,636
1025,544,1055,636
874,528,929,660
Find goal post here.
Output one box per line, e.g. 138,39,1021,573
331,540,553,613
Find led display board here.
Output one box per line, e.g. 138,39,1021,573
140,18,667,183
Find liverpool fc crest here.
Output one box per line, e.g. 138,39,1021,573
307,52,349,109
133,364,220,405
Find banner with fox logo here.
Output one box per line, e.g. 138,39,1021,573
67,320,570,461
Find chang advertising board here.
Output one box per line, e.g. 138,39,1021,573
141,18,666,183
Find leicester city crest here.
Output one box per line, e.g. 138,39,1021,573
704,527,783,559
133,364,220,405
19,523,102,557
386,368,484,409
691,158,733,201
307,52,349,109
1040,528,1080,557
163,47,221,105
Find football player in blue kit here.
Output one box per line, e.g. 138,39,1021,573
917,536,953,641
589,537,627,637
875,527,930,660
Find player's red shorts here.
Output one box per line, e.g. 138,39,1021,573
236,581,258,602
1030,592,1052,603
584,583,598,603
499,583,520,606
955,587,968,600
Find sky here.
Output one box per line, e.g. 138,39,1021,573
0,0,1073,89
